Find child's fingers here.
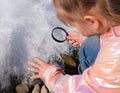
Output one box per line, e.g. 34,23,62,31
68,40,80,47
28,61,40,69
72,42,80,47
27,67,39,73
34,57,45,65
30,75,40,80
68,40,76,45
67,36,72,40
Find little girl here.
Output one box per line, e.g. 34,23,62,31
28,0,120,93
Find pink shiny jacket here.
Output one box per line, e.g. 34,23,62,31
44,26,120,93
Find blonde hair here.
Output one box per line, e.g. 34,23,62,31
53,0,120,35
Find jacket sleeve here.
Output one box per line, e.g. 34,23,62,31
44,65,96,93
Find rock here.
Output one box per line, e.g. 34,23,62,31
32,84,40,93
16,84,29,93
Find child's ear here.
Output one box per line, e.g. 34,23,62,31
84,15,100,30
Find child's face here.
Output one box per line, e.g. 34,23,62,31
71,22,101,36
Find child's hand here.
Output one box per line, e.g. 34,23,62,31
28,57,51,80
67,32,84,47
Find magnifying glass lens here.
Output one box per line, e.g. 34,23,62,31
52,27,68,43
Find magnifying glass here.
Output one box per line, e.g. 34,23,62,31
51,27,68,43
